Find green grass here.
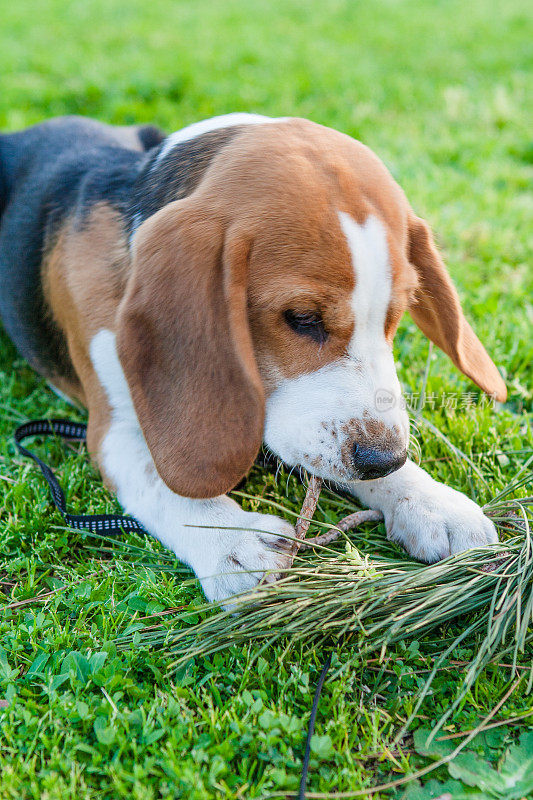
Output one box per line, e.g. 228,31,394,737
1,0,532,797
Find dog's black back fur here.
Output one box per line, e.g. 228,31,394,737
0,116,165,381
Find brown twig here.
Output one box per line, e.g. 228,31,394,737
275,476,323,579
300,509,384,550
137,607,185,621
292,478,384,553
2,588,62,610
294,476,323,542
437,708,533,740
1,573,99,611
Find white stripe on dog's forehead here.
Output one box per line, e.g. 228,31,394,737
338,212,391,354
156,113,288,164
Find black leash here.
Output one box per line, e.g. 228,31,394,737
14,418,146,535
14,418,331,798
298,652,332,800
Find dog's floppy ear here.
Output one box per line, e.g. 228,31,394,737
117,199,264,498
407,213,506,402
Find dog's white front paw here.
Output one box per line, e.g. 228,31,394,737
194,512,295,605
384,480,498,563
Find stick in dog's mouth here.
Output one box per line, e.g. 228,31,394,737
280,477,384,575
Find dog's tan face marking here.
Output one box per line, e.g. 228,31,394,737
191,120,416,388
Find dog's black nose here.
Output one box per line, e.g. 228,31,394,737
352,443,407,480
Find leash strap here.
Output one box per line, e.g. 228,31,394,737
14,418,146,535
298,652,332,799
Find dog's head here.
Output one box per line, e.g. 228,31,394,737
117,119,506,497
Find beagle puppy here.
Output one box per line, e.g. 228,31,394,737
0,113,506,603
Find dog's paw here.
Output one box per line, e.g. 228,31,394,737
196,512,295,605
384,480,498,563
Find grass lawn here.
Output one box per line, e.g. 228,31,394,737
0,0,532,797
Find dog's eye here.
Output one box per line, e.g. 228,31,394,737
284,310,328,344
